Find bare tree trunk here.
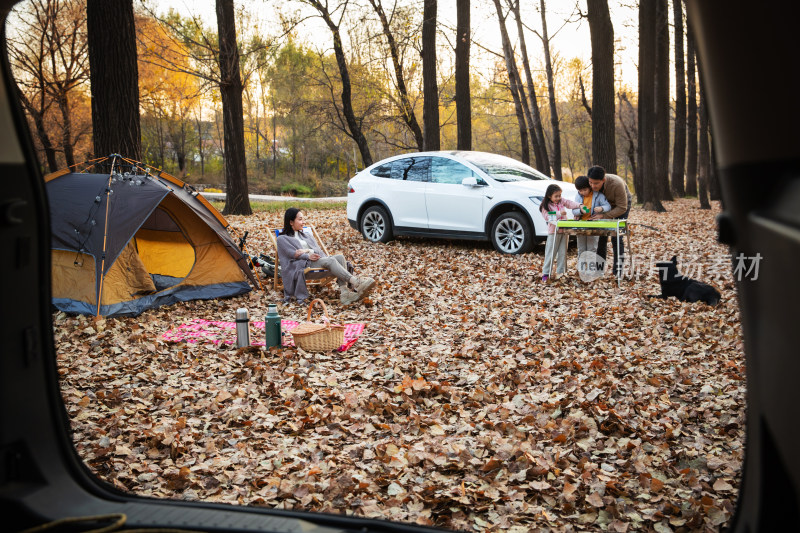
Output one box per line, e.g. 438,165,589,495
685,14,698,197
9,1,58,171
671,0,686,197
19,91,58,171
638,0,665,211
156,114,165,169
697,55,711,210
368,0,424,151
493,0,530,164
709,128,721,201
272,96,277,181
539,0,562,179
291,124,298,172
508,0,549,173
253,95,260,162
56,92,75,166
587,0,617,174
509,77,531,165
196,113,205,177
422,0,440,151
562,134,574,177
87,0,141,159
36,116,60,171
654,0,672,201
216,0,251,215
455,0,471,150
9,0,89,171
307,1,373,166
628,96,643,200
176,121,187,175
618,91,638,191
579,74,592,117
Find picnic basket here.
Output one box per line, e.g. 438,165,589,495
291,299,345,351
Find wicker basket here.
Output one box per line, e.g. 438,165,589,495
290,299,345,351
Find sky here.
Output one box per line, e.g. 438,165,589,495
152,0,642,90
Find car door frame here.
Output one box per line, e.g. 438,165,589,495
424,155,490,235
379,155,430,230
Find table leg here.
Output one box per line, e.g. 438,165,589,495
616,222,621,288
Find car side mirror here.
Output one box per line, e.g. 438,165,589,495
461,177,479,186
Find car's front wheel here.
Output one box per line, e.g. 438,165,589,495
360,205,394,243
491,212,534,254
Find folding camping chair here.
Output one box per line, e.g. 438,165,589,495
268,225,337,291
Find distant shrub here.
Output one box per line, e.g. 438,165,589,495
281,183,313,197
204,187,223,193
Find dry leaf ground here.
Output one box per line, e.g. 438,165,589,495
55,198,744,532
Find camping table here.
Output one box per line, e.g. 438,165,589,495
556,219,630,287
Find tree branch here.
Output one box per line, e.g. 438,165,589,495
579,73,591,117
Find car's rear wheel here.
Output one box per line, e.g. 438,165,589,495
491,212,533,254
360,205,393,243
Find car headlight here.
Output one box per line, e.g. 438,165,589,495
529,196,543,205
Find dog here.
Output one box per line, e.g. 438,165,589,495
652,256,721,305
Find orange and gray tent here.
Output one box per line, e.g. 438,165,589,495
46,156,257,317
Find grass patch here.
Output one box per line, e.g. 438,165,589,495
280,183,313,197
210,200,347,213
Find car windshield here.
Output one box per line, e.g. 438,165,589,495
456,152,550,182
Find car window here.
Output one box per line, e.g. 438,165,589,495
430,157,478,184
457,152,549,182
370,163,393,178
392,156,430,181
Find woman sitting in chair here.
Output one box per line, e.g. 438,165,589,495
276,207,376,305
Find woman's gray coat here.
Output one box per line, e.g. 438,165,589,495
276,230,324,302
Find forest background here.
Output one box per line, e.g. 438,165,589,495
6,0,715,211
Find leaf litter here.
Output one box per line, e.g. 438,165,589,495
55,199,744,531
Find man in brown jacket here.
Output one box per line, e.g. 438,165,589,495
588,165,632,278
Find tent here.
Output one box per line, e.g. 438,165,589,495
46,156,258,317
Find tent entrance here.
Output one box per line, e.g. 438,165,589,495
134,206,195,291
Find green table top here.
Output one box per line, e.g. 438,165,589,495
556,220,627,229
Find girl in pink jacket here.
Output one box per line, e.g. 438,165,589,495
540,184,581,282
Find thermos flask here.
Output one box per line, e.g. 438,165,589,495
235,308,250,348
265,304,281,348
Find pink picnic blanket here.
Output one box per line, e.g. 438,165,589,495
162,319,365,352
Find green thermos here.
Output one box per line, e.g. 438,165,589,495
265,304,281,348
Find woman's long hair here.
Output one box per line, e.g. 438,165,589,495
542,184,563,212
281,207,300,236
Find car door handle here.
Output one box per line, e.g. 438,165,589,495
2,199,26,226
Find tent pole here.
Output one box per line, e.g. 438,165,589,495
119,156,151,175
74,156,110,175
43,155,110,183
95,155,118,316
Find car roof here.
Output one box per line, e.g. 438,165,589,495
366,150,537,170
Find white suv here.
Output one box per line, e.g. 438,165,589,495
346,151,577,254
